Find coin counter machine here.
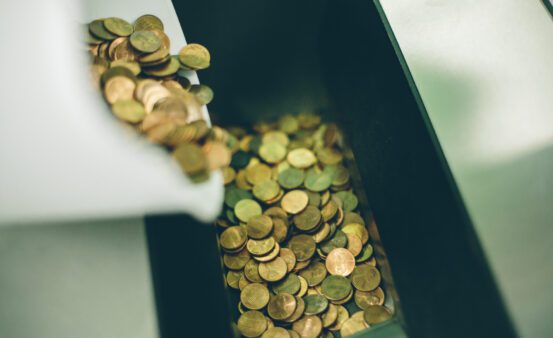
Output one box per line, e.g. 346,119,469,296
2,1,552,338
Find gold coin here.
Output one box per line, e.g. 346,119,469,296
111,99,145,123
272,218,289,243
130,30,161,53
351,311,365,322
239,273,252,290
178,43,211,70
281,190,309,215
133,14,164,32
351,265,381,291
253,180,281,201
254,242,281,262
143,56,181,77
110,60,141,75
235,199,263,222
267,293,297,320
223,249,250,270
293,205,321,232
284,296,305,323
138,30,170,63
262,131,289,146
288,331,301,338
354,288,385,309
279,248,297,272
312,222,331,243
237,311,268,338
204,140,232,170
259,142,287,164
261,327,291,338
173,143,208,176
189,84,214,105
246,163,273,185
104,17,134,37
247,237,276,256
340,317,368,337
244,259,263,283
226,270,242,289
223,166,236,185
322,303,339,328
296,276,308,297
321,199,338,222
219,226,248,251
287,235,316,262
292,315,322,338
328,305,349,332
258,257,288,282
104,76,135,104
287,148,317,168
346,233,363,257
342,223,369,245
299,261,327,287
363,305,392,325
89,19,117,41
241,283,271,310
326,248,356,277
247,215,274,239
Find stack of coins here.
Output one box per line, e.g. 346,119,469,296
86,15,229,182
218,114,393,337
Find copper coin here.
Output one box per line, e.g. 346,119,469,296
326,248,356,277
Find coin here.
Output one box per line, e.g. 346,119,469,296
262,327,291,338
247,237,276,256
321,275,352,301
293,205,321,232
254,242,281,262
281,190,309,215
278,168,305,189
322,303,339,328
304,169,333,192
363,305,392,325
303,294,329,315
326,248,355,277
351,265,381,291
130,31,161,53
284,296,305,323
259,142,287,164
299,261,327,287
189,84,214,105
354,288,385,308
267,293,297,320
292,315,322,338
258,256,288,282
246,163,273,185
287,148,317,169
297,276,308,298
345,234,363,257
223,249,250,270
272,273,301,295
173,143,208,176
340,317,368,337
226,270,242,289
253,180,281,201
178,43,211,70
111,99,145,123
104,76,135,104
320,230,348,255
219,226,248,251
104,17,133,36
342,223,369,245
279,248,297,272
328,305,349,332
241,283,270,310
244,259,263,283
287,235,316,262
356,244,374,263
134,14,164,31
89,19,117,40
238,311,268,338
235,199,263,222
246,215,274,239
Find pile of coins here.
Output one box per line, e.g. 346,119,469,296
218,115,393,338
86,15,229,182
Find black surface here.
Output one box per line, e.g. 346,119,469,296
145,214,234,338
145,1,518,338
322,1,517,338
